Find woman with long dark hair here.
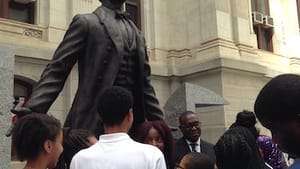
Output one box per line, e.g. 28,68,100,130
136,120,175,169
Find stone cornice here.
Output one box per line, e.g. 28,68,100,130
0,18,46,40
151,57,267,77
197,38,238,52
167,49,192,58
235,43,257,55
290,57,300,65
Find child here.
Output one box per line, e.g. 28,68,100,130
12,113,63,169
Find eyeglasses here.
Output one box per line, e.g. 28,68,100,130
174,163,184,169
181,121,200,130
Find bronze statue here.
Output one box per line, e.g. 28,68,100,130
12,0,164,136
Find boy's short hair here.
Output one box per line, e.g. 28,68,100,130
98,86,133,126
12,113,61,161
183,152,214,169
254,74,300,128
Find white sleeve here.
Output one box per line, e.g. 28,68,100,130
155,151,167,169
70,154,79,169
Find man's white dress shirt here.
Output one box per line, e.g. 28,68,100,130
185,138,201,152
70,133,166,169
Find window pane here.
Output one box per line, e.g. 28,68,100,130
251,0,256,11
8,7,29,23
258,0,268,14
2,1,35,24
253,25,273,52
261,28,272,51
261,29,268,50
251,0,269,14
126,3,137,26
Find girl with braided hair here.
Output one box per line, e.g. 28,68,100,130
229,110,287,168
230,110,259,139
214,126,269,169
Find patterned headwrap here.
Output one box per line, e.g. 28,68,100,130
257,135,287,169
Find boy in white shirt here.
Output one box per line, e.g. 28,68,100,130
70,86,166,169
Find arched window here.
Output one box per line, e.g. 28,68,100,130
11,76,36,161
125,0,141,29
14,78,33,98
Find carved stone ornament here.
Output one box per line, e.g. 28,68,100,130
23,28,42,39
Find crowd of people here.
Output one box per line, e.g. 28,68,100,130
11,75,300,168
12,73,300,169
8,0,300,169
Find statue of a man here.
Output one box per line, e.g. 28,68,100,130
13,0,164,136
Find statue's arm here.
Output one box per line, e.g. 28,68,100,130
143,46,164,120
22,15,89,114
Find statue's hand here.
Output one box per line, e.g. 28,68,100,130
11,107,33,117
6,107,33,137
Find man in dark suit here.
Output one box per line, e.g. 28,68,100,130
12,0,163,137
175,111,215,163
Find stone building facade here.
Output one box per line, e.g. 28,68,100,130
1,0,300,162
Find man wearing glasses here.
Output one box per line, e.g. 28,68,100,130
175,111,215,164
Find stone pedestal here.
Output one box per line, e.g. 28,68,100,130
0,45,15,169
